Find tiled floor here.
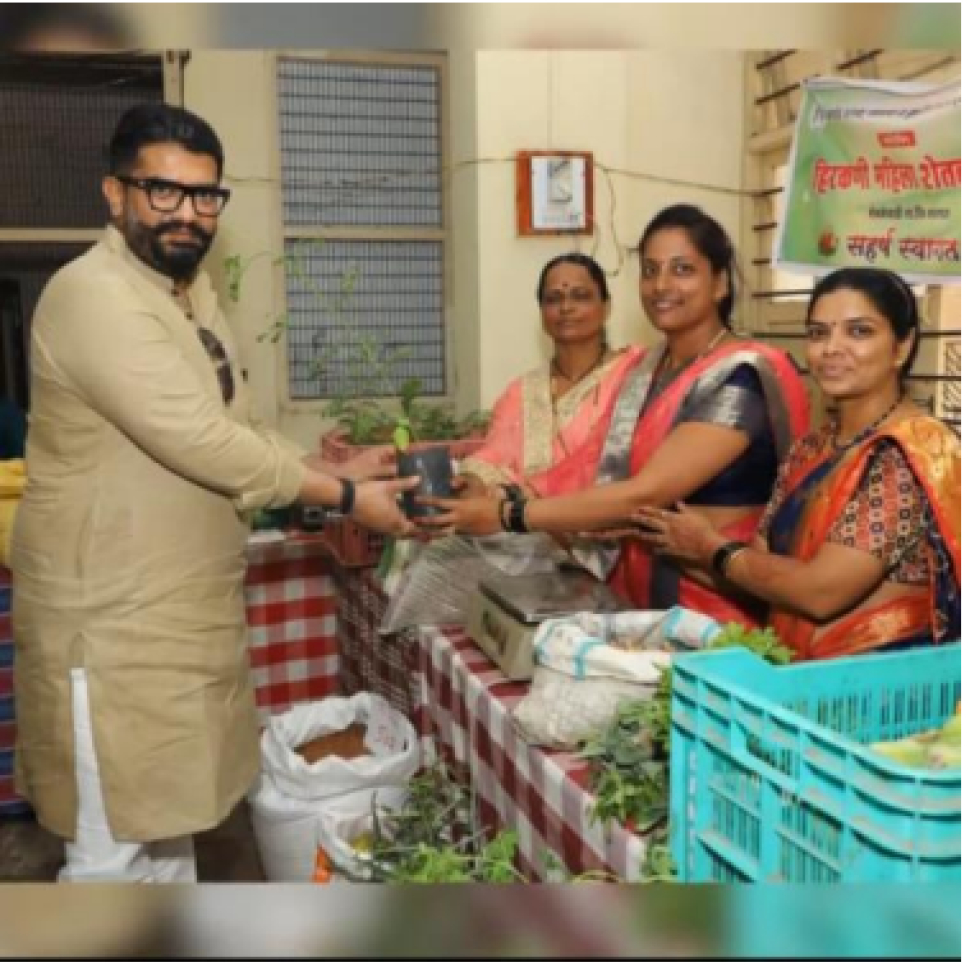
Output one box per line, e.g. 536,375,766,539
0,801,266,883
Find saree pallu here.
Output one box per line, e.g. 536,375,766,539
459,347,646,494
536,340,811,619
767,415,961,660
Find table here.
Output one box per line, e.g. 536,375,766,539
328,561,418,718
0,565,27,815
413,626,650,882
244,531,339,721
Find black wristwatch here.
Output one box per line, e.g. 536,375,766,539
337,477,356,517
506,496,530,534
711,540,749,578
501,482,523,504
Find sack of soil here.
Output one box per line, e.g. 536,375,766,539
248,692,420,882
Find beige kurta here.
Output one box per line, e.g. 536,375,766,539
11,226,307,841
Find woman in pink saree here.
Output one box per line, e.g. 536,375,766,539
457,253,645,500
379,254,643,620
425,205,811,625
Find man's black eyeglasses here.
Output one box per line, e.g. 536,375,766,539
116,175,231,216
196,327,235,405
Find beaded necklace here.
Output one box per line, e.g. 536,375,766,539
831,396,903,450
550,347,609,389
651,328,728,394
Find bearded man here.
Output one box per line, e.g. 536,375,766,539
11,103,414,882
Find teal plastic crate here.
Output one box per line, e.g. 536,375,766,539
670,643,961,883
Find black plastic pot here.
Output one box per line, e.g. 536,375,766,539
396,446,453,519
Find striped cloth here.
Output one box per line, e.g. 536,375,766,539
0,565,30,815
413,627,650,882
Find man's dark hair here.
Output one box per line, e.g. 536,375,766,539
108,103,224,178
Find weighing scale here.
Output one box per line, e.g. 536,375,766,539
465,567,625,680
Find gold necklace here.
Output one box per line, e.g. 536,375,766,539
549,349,610,460
551,347,609,398
663,328,728,373
551,347,609,388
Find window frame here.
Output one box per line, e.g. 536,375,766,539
271,50,452,413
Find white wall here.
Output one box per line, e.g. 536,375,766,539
186,49,480,447
473,50,744,406
183,49,746,441
183,51,287,436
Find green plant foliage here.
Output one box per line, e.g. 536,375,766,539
709,622,794,665
225,246,489,446
393,417,412,453
328,767,526,885
580,623,795,880
328,765,669,885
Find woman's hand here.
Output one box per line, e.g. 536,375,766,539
630,502,726,566
413,494,503,537
453,473,491,498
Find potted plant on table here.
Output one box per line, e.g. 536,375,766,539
322,382,486,565
225,246,489,566
314,340,488,567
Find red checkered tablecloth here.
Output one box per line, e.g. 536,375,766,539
0,537,339,811
413,626,649,882
245,532,339,721
0,564,29,815
328,560,419,718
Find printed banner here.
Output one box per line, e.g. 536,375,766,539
776,78,960,284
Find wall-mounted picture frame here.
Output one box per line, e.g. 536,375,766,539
516,150,594,236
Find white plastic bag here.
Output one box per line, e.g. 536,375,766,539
379,533,559,634
249,693,420,882
313,812,380,884
512,607,722,749
512,666,655,750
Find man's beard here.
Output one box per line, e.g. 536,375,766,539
123,215,214,282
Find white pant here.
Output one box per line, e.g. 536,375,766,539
59,667,197,883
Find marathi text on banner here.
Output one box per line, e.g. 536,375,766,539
776,78,961,284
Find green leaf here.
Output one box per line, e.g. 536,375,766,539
393,419,411,451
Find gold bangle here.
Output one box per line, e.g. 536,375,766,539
723,546,750,576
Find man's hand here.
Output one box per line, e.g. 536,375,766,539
339,446,396,481
350,477,419,536
304,447,396,482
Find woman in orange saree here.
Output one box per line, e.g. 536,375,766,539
424,205,811,624
643,267,960,659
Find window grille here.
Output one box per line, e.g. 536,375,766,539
0,54,164,229
277,56,446,399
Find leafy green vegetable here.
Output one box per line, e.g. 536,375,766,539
581,622,794,878
709,622,793,665
328,767,526,885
